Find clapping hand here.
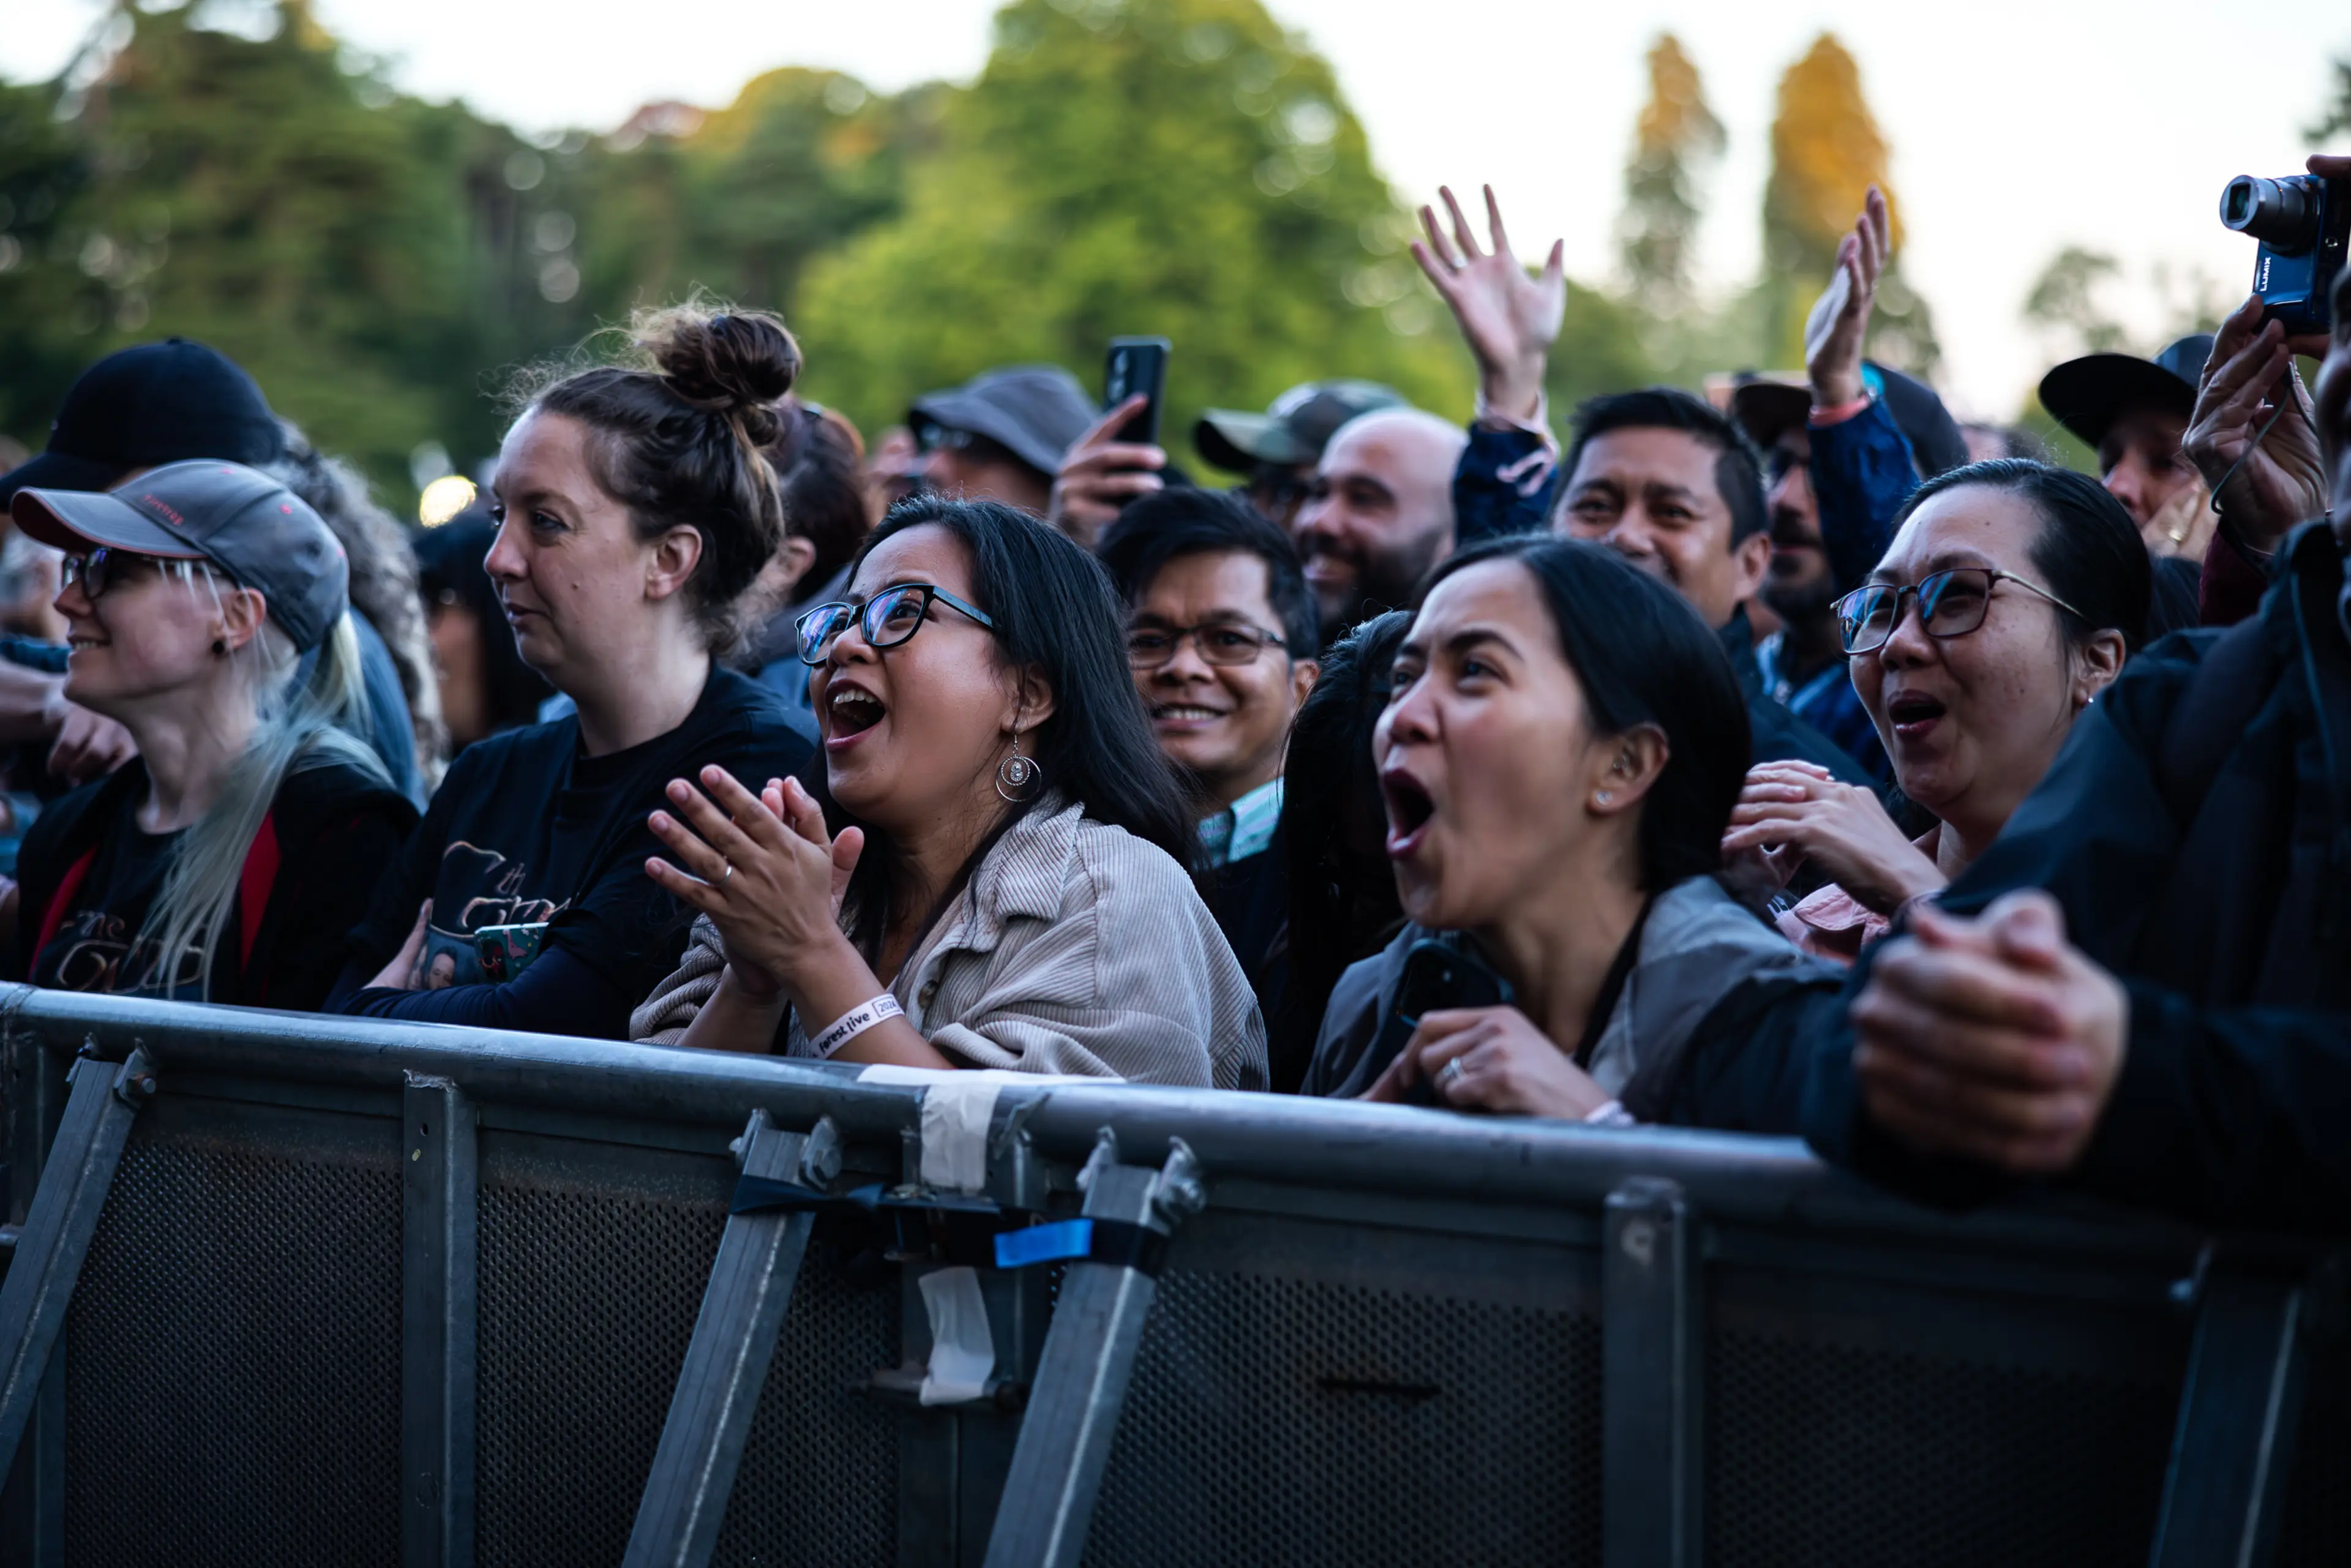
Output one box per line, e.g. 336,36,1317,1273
1721,760,1944,914
1410,185,1564,424
647,768,863,999
1851,890,2127,1174
1805,186,1890,410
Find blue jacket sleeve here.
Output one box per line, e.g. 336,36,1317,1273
1809,397,1922,595
1450,424,1556,549
337,941,634,1040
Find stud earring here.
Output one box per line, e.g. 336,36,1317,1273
996,729,1040,803
212,637,228,657
1595,790,1613,806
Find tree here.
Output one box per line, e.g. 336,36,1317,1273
2311,55,2351,138
2022,246,2127,358
1759,34,1935,373
789,0,1469,461
1617,34,1723,309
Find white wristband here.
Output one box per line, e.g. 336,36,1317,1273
809,993,904,1059
1583,1098,1637,1128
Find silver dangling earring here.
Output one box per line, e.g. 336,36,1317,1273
996,728,1040,803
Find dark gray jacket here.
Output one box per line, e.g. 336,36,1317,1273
1302,874,1835,1112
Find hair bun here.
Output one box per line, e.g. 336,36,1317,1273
637,304,800,446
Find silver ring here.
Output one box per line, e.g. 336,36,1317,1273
722,861,734,883
1436,1058,1466,1094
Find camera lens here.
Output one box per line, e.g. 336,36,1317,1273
2220,175,2319,252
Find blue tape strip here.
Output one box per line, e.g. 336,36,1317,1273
995,1218,1094,1270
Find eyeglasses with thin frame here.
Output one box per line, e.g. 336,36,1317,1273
61,547,192,602
1126,619,1288,669
1833,566,2086,656
795,582,996,667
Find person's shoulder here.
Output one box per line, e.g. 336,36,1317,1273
16,768,129,891
684,667,817,771
272,751,422,835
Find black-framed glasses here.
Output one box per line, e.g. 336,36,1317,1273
1126,620,1287,669
1833,567,2086,656
795,582,996,667
61,547,181,601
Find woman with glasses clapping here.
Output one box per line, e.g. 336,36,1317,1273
1723,461,2150,961
631,495,1268,1090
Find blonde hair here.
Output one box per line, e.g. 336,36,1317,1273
140,562,389,999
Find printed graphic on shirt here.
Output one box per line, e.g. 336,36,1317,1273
416,839,569,989
38,910,206,999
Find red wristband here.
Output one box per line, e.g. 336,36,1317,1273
1809,394,1873,427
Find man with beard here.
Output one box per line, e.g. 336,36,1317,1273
1291,408,1465,641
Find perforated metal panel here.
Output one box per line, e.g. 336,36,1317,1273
62,1128,403,1567
1707,1327,2178,1567
477,1181,725,1566
710,1229,899,1568
1081,1267,1603,1567
476,1181,898,1568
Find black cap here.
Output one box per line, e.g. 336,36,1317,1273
1730,361,1970,479
2037,335,2215,452
0,339,285,504
12,459,348,654
1194,380,1408,474
909,366,1097,478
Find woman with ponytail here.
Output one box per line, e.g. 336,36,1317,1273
332,304,814,1040
6,460,414,1007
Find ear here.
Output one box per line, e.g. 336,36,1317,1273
1584,723,1671,818
1287,658,1321,716
643,524,706,604
2070,628,2128,710
217,585,269,655
1002,664,1059,737
1729,527,1774,606
774,535,819,595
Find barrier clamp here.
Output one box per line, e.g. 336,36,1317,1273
0,1043,156,1477
981,1129,1204,1568
621,1109,840,1568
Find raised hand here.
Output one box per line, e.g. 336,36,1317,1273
1804,186,1891,409
2186,295,2327,556
1046,394,1164,548
1409,184,1564,423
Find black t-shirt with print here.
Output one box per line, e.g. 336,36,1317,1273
336,666,812,1038
11,756,416,1008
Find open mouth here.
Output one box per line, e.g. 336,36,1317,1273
1380,769,1437,857
827,684,887,741
1886,691,1948,738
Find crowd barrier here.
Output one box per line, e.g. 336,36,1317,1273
0,983,2341,1567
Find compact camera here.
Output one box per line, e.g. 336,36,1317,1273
2220,172,2350,335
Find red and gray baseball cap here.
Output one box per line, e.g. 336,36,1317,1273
1194,380,1407,475
10,459,348,653
0,339,285,503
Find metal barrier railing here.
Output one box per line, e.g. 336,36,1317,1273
0,984,2340,1567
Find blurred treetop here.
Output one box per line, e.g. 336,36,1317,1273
1618,34,1724,310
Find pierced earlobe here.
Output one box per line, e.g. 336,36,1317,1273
212,637,228,658
1594,791,1614,806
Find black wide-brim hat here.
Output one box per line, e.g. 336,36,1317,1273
2038,334,2214,452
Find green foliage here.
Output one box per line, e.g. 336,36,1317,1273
788,0,1469,464
2023,247,2128,356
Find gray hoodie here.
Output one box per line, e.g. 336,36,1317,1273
1300,874,1833,1109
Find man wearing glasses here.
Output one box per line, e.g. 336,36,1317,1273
1097,489,1321,1007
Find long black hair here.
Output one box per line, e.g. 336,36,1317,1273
816,495,1196,956
1423,536,1750,890
1273,608,1412,1090
1888,458,2152,655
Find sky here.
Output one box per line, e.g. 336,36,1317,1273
9,0,2350,419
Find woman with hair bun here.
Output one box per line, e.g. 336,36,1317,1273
332,305,815,1039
